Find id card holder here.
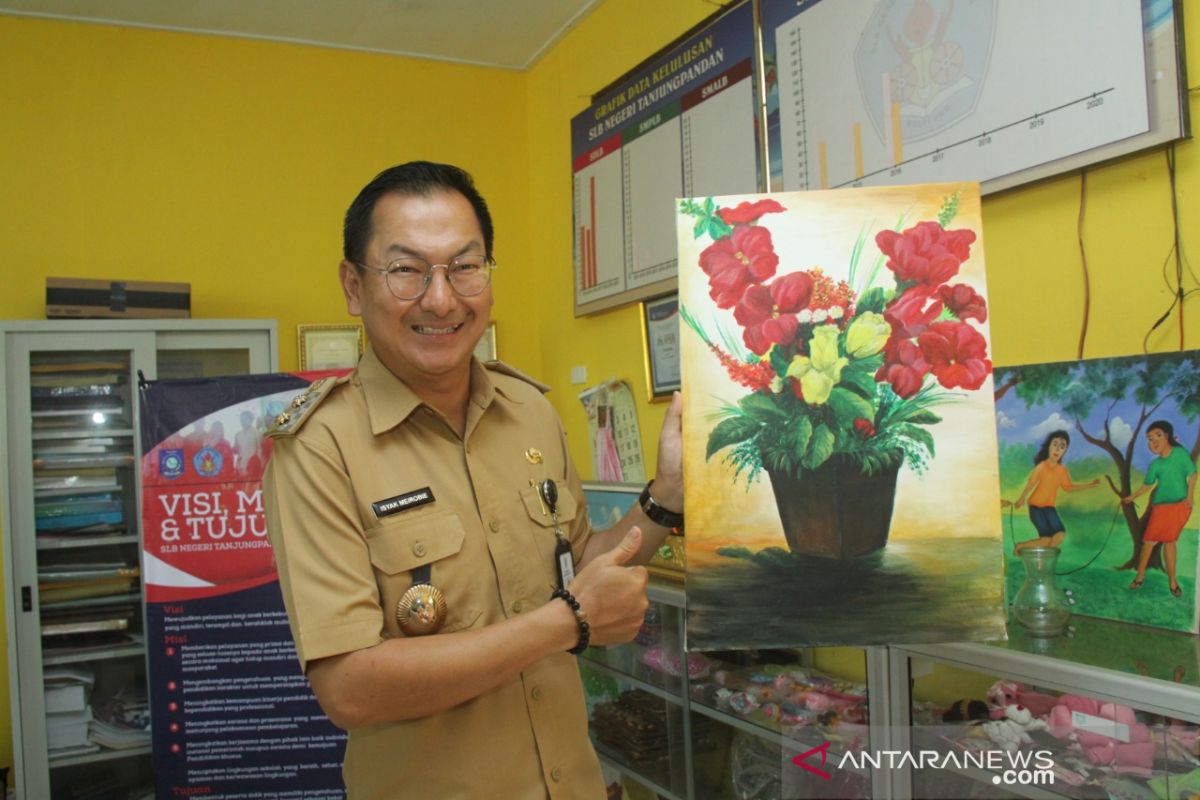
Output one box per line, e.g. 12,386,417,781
539,479,576,589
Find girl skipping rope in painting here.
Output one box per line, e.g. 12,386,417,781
1008,430,1100,554
1124,420,1197,597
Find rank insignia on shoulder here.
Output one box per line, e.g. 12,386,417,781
266,377,338,437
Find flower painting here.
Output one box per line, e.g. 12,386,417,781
677,184,1006,649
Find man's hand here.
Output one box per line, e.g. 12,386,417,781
652,392,684,511
569,527,649,646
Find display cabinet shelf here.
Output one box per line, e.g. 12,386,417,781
49,743,153,769
2,319,277,799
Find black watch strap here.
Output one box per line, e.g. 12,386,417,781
639,480,684,529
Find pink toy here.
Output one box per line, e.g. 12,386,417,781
1047,695,1154,775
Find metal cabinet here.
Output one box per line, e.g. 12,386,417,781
1,320,276,799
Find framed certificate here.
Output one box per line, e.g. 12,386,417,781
640,293,681,401
297,323,364,370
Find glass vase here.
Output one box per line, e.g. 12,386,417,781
1012,546,1071,636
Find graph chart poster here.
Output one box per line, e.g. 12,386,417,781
765,0,1149,192
677,183,1005,650
995,351,1200,634
140,374,347,798
571,1,761,316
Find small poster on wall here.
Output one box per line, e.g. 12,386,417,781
676,183,1005,649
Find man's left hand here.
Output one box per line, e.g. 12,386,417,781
652,391,684,511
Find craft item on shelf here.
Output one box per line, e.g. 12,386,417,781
942,698,989,722
987,679,1059,719
981,704,1049,753
640,644,712,679
1046,695,1155,775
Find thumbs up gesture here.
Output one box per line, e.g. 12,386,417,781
569,527,649,646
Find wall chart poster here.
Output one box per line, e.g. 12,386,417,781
571,0,761,316
677,182,1005,650
760,0,1155,193
139,373,347,798
995,351,1200,634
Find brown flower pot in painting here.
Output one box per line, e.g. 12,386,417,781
765,456,901,559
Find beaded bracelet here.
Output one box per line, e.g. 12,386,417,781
551,588,590,654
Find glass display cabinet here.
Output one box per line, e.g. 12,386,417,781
1,320,276,800
889,616,1200,800
578,579,891,799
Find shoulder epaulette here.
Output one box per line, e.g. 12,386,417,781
266,376,340,437
483,360,552,394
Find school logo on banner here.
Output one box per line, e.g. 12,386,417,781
193,447,223,478
159,448,184,479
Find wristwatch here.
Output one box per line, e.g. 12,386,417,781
639,480,684,529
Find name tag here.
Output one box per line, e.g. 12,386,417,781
372,487,435,518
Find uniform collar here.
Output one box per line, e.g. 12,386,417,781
358,346,504,436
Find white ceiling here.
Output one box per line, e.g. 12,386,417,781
0,0,602,70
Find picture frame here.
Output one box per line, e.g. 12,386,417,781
582,480,684,581
640,293,681,401
297,323,364,370
473,322,497,362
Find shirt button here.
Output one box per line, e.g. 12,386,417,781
512,600,523,613
531,686,543,701
412,542,427,557
488,518,501,532
550,767,562,782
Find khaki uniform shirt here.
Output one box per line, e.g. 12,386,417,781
264,348,604,799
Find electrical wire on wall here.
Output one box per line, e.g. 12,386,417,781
1142,144,1198,353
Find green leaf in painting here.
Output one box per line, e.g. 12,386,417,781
856,286,889,314
838,364,878,398
693,216,708,239
898,423,936,458
828,387,875,426
706,416,761,461
707,217,733,240
803,424,835,469
740,392,789,422
785,415,813,462
903,410,943,425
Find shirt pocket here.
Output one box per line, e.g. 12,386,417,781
518,480,581,585
365,509,482,636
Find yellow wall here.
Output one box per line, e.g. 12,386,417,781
1,0,1198,781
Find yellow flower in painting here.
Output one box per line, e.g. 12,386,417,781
844,311,891,358
786,325,848,405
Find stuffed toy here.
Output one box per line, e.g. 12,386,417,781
1047,694,1155,775
987,680,1058,719
982,704,1049,752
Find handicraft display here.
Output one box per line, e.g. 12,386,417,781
677,183,1004,649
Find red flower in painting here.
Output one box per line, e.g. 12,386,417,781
717,198,787,226
699,225,780,308
853,418,876,438
875,221,976,285
884,285,943,339
938,283,988,323
733,272,815,355
876,337,930,399
918,321,992,391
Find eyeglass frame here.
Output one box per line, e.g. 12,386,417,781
352,255,497,301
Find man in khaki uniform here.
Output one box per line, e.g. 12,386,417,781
264,162,684,799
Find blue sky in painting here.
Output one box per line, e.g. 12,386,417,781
994,360,1192,474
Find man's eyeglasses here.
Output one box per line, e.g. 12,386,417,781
355,256,495,300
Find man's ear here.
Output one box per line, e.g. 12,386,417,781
339,260,363,316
